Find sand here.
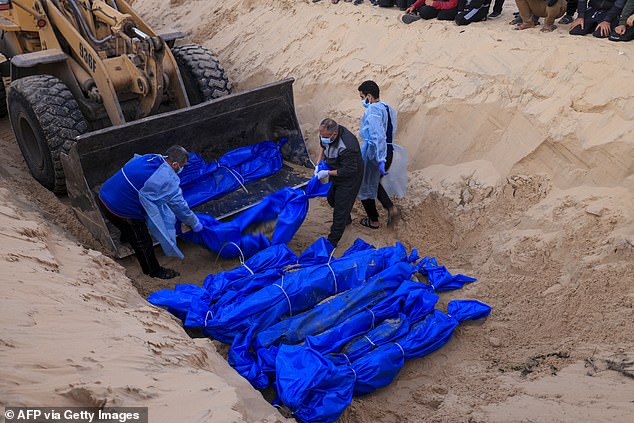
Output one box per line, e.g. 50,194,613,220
2,0,634,422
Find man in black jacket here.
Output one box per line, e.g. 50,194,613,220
315,118,364,248
569,0,625,37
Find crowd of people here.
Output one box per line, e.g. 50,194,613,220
315,0,634,40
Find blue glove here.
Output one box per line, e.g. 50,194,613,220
192,222,203,233
546,0,557,6
379,162,388,176
317,170,330,180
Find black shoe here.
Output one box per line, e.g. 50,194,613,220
558,14,573,24
488,11,501,18
151,267,180,279
401,13,421,24
353,0,363,4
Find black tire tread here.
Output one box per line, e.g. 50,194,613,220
8,75,88,194
171,44,231,104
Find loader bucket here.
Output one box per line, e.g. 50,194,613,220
61,78,312,258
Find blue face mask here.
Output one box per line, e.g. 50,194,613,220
177,167,183,175
361,95,370,108
320,136,333,144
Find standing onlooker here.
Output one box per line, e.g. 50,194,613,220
609,0,634,40
356,81,400,230
401,0,461,23
315,118,364,248
569,0,625,38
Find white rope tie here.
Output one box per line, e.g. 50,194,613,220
326,248,338,294
350,366,357,381
365,307,376,329
121,169,140,193
273,275,292,316
216,242,254,274
342,353,352,365
219,164,249,194
364,335,376,348
395,342,405,358
204,310,214,327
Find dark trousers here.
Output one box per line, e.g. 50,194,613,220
455,1,491,25
360,150,394,222
327,180,361,247
569,8,617,37
99,200,161,276
610,25,634,41
418,5,459,19
565,0,576,16
492,0,504,13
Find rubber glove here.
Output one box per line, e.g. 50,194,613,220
317,170,330,180
192,222,204,233
379,162,388,176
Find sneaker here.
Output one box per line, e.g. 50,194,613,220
151,267,180,279
353,0,363,4
558,14,573,24
488,11,501,18
401,13,421,24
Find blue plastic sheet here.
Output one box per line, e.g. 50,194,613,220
148,239,488,423
418,256,477,291
179,141,284,207
275,300,491,420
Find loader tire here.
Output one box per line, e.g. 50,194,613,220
172,44,231,105
8,75,88,194
0,81,7,118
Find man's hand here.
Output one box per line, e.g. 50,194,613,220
405,6,415,13
570,17,584,31
627,14,634,27
615,24,626,35
317,170,330,180
425,0,434,5
193,222,204,233
379,162,388,176
596,21,611,36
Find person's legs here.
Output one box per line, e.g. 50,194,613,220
610,24,634,41
492,0,505,14
542,0,566,29
99,202,162,276
438,7,459,19
328,183,358,247
418,5,440,19
592,13,616,38
456,1,490,25
361,199,380,226
515,0,536,26
569,9,597,35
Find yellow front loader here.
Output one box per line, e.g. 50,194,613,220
0,0,312,258
0,0,231,192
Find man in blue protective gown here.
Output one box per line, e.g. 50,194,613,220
315,118,363,248
357,80,400,229
99,145,203,279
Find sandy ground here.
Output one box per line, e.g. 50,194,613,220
2,0,634,422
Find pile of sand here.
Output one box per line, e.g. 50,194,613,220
1,0,633,422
